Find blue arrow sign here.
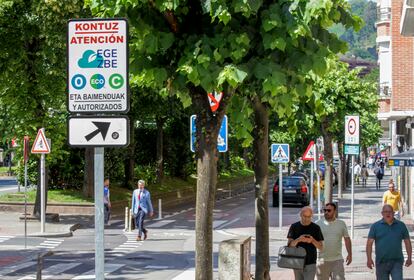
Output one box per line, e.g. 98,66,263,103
190,115,228,153
271,144,289,163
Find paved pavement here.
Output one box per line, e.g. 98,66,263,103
0,176,18,195
269,170,414,280
0,170,414,279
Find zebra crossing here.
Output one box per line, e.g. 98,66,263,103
0,235,13,243
106,231,142,259
36,238,64,250
0,262,125,279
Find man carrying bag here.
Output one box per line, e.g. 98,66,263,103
284,206,324,280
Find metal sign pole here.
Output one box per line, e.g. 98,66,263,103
315,145,321,216
351,155,355,239
40,152,45,233
279,163,283,230
94,147,105,280
24,161,28,248
310,161,314,208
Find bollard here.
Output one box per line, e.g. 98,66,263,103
128,209,133,232
219,236,251,280
158,199,162,220
124,207,129,231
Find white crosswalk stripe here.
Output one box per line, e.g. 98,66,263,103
0,261,36,277
0,235,13,243
71,263,124,279
106,232,141,259
16,262,82,279
36,238,64,249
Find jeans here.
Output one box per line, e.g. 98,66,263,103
294,264,316,280
135,208,147,237
376,261,403,280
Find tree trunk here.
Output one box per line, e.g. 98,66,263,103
321,119,333,203
83,148,94,198
192,85,230,280
252,96,270,280
124,117,136,189
155,116,165,183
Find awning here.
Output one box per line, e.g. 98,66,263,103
388,149,414,166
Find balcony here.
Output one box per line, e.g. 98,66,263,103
379,82,392,99
377,7,391,24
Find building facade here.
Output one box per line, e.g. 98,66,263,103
377,0,414,219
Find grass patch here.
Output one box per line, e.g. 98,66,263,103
0,166,16,175
0,167,258,204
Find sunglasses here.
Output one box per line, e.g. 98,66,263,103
323,209,333,213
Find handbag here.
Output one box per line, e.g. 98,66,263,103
277,246,306,270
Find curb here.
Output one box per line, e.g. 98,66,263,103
27,223,81,238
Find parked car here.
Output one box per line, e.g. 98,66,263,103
273,176,309,207
291,171,309,185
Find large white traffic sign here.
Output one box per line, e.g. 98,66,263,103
345,115,360,145
68,116,129,147
67,19,128,113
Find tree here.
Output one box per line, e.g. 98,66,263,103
309,60,380,202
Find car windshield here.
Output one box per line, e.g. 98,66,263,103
277,177,302,186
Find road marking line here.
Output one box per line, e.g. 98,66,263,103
215,229,237,237
0,261,36,277
71,263,124,279
215,218,240,230
212,220,227,228
171,268,195,280
17,262,81,280
144,265,170,269
147,219,175,228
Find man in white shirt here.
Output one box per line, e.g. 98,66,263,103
353,163,361,185
316,203,352,280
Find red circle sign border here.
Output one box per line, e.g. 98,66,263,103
348,118,356,135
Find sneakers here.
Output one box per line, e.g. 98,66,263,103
136,236,142,241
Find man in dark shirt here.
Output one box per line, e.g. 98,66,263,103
288,206,324,280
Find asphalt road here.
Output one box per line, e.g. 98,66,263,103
0,182,304,280
0,178,19,195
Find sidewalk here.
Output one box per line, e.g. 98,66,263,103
270,170,414,280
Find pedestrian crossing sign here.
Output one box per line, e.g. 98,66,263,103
271,144,289,163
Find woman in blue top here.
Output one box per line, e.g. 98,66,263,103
104,178,111,225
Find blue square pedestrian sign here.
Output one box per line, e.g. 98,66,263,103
271,144,289,163
190,115,228,153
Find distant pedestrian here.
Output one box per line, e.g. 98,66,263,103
316,203,352,280
366,204,412,279
287,206,324,280
104,178,111,225
383,182,404,220
353,162,361,185
313,171,325,207
131,180,154,241
374,162,384,190
361,165,369,188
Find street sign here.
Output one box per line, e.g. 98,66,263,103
345,115,360,145
344,144,359,155
190,115,228,152
207,91,223,113
31,129,51,154
271,144,289,163
67,19,128,113
68,116,129,147
302,141,323,161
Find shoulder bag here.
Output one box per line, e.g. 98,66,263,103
277,246,306,270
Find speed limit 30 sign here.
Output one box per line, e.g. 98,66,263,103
345,115,359,145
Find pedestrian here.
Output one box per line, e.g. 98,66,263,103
104,178,111,226
361,164,369,188
374,162,384,190
131,180,154,241
366,204,412,279
316,203,352,280
383,182,404,220
353,162,361,185
287,206,324,280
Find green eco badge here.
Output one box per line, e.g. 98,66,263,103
109,74,124,89
90,74,105,89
